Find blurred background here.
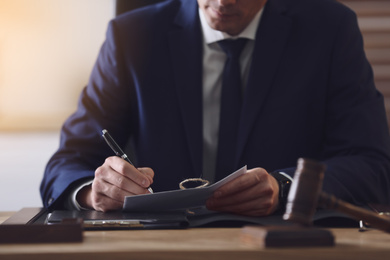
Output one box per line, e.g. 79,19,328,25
0,0,389,211
0,0,115,211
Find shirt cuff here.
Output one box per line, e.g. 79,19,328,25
70,179,93,211
278,171,294,182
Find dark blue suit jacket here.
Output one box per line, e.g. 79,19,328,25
41,0,390,209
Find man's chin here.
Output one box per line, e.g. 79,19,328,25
213,24,241,36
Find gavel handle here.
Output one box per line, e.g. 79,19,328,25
319,192,390,233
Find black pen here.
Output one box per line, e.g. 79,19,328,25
102,129,135,166
102,129,153,193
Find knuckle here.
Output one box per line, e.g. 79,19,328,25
104,156,113,165
117,163,126,174
254,167,267,179
95,167,103,178
116,176,124,187
253,172,262,183
247,168,268,184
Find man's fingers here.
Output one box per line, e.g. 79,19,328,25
90,187,123,212
92,177,134,201
208,183,270,207
206,168,280,216
95,167,150,195
103,156,152,188
80,157,156,212
90,157,156,212
138,167,154,184
211,168,268,198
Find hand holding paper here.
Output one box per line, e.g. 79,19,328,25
206,167,280,216
123,166,247,212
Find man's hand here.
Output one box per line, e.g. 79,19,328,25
77,156,154,212
206,168,279,216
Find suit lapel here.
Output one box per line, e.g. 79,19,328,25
169,0,203,177
236,0,292,165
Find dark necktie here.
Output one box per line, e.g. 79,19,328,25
215,38,248,180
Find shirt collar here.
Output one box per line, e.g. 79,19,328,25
199,7,264,44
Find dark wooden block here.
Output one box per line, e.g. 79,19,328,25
0,218,83,244
240,225,335,248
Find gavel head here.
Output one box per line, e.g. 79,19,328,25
283,158,326,226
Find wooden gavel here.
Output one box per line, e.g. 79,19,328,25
283,158,390,233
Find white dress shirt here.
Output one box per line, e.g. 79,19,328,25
199,8,264,182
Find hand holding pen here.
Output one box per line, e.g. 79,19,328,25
102,129,153,193
102,129,153,194
76,130,154,212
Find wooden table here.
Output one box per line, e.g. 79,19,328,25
1,211,390,260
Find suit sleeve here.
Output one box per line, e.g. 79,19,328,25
40,20,134,209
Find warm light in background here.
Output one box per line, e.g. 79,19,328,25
0,0,114,211
0,0,114,131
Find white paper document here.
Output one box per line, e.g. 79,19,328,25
123,166,247,212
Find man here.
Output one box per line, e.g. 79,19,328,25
41,0,390,216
